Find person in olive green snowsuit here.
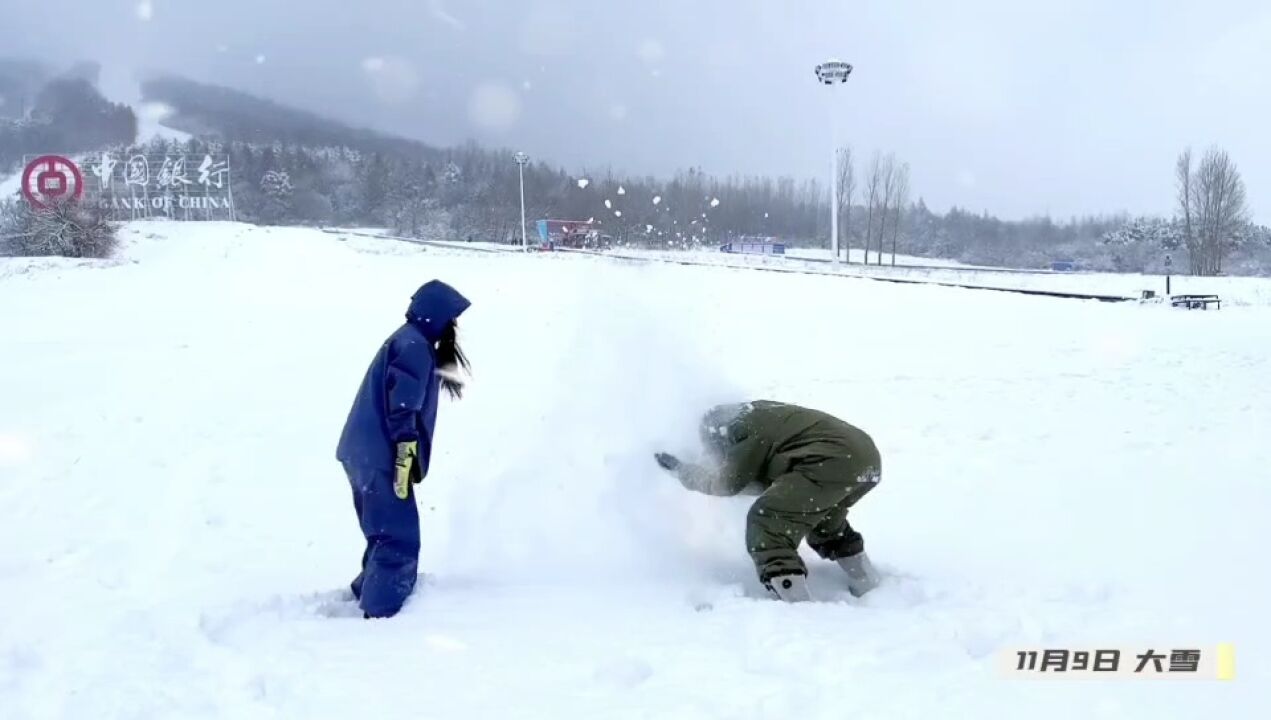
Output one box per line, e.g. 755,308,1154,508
654,401,882,602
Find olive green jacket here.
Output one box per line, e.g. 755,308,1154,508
676,401,878,496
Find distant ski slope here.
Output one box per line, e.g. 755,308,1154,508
0,79,190,202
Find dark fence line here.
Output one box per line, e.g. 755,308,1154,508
318,228,1136,303
554,247,1137,303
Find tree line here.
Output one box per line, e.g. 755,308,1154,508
21,133,1271,276
3,69,1268,275
832,143,1268,275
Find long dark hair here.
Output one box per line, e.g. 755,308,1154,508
436,319,470,400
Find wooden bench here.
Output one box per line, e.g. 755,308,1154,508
1171,294,1221,310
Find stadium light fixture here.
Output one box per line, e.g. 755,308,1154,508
815,60,853,265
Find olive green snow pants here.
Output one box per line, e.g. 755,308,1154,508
746,455,881,582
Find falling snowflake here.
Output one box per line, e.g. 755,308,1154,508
615,211,622,217
577,178,590,189
604,199,612,209
645,224,653,232
764,212,769,218
255,54,267,64
587,217,595,223
617,186,626,195
652,195,662,205
710,198,721,208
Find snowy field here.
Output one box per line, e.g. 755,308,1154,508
603,246,1271,306
316,228,1271,307
2,221,1269,719
783,245,973,268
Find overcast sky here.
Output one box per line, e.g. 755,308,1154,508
2,0,1268,222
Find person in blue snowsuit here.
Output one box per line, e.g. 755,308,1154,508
336,279,471,619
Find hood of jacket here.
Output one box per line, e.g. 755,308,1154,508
698,402,754,458
405,280,471,342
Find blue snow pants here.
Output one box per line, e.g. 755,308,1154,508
344,463,421,618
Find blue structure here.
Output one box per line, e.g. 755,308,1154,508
1050,259,1081,272
534,219,599,249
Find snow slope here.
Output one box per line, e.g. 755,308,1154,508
131,100,193,144
97,69,193,144
2,222,1269,719
0,118,186,206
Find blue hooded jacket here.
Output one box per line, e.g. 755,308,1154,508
336,280,471,474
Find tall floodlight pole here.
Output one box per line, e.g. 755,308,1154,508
514,151,530,251
815,60,852,266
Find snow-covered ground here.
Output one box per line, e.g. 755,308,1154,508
321,227,517,254
784,245,973,268
2,222,1269,719
591,246,1271,307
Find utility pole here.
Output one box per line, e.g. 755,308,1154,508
514,152,530,250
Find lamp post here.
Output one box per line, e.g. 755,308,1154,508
514,151,530,251
815,59,852,266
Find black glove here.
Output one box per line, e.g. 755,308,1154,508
654,452,681,472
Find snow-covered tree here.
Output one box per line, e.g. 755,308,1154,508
259,169,293,224
0,196,117,258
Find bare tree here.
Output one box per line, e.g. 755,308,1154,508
863,152,883,265
1175,149,1199,274
836,147,856,262
1193,147,1248,276
890,162,910,266
874,154,897,266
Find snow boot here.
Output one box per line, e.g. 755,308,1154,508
765,573,812,603
836,551,881,597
